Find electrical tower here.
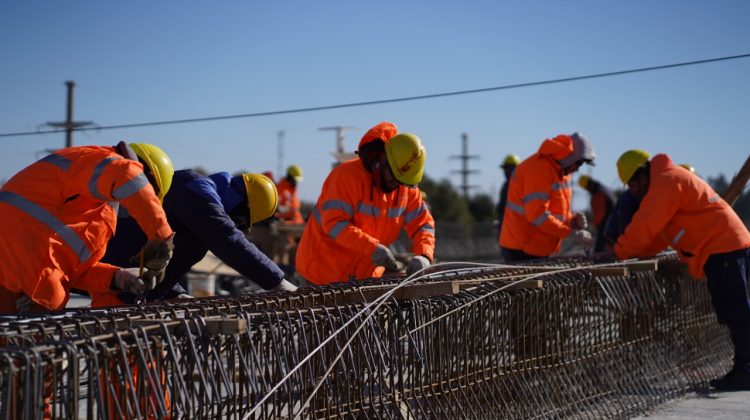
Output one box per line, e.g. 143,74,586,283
319,126,356,168
450,133,480,199
44,81,94,148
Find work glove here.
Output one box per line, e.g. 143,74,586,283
371,244,399,272
569,229,594,248
111,268,146,295
406,255,431,276
272,279,298,292
176,294,195,300
572,212,588,230
139,233,175,272
16,294,33,313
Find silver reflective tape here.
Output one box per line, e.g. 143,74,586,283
404,204,426,223
357,202,380,217
507,201,525,215
112,173,149,200
89,157,120,201
551,180,571,191
313,206,322,224
418,224,435,234
0,191,92,262
39,154,71,171
328,221,350,239
708,195,720,203
388,206,406,218
532,211,550,227
672,228,685,245
322,199,353,216
522,191,549,204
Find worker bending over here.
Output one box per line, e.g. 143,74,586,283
95,170,297,306
0,142,174,313
296,122,435,285
499,133,596,261
614,150,750,391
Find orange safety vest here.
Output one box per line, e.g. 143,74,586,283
615,154,750,279
276,177,304,224
295,159,435,285
0,146,173,311
499,135,575,257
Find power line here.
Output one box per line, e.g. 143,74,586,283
2,53,749,139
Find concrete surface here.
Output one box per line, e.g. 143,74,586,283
635,390,750,419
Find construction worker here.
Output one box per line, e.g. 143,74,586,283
613,150,750,391
496,154,520,238
295,122,436,285
499,133,596,261
577,175,616,252
0,142,175,313
276,164,304,224
94,170,297,306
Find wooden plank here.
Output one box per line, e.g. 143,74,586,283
456,278,544,290
347,281,459,303
624,260,659,272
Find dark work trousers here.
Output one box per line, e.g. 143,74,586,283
501,247,542,263
704,247,750,371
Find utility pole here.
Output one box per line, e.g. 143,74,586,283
44,81,94,148
319,126,356,168
277,130,285,177
450,133,480,199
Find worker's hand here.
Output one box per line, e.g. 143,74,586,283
111,268,146,295
569,229,594,248
272,279,298,292
141,233,175,271
371,244,399,272
176,294,195,300
16,294,34,313
141,268,166,291
572,212,588,230
406,255,431,276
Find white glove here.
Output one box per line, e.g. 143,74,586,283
406,255,431,276
572,212,588,230
371,244,399,272
16,294,33,313
273,279,298,292
569,229,594,248
176,294,195,300
111,268,146,295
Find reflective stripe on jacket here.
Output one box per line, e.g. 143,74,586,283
296,159,435,285
615,154,750,278
276,178,304,224
499,136,574,257
0,146,172,310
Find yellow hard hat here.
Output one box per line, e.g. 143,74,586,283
286,164,304,181
241,173,278,224
384,133,426,186
129,143,174,201
616,149,651,184
578,175,591,189
679,163,696,173
501,154,520,167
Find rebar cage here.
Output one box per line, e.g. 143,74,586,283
0,253,731,419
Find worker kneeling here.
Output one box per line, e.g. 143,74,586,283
0,141,174,313
93,169,297,307
295,122,436,285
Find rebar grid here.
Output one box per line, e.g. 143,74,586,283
0,253,732,419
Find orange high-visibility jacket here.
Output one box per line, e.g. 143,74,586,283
615,154,750,279
295,159,436,285
276,177,304,224
0,146,173,310
499,135,575,257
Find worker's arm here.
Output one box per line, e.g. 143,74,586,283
172,181,284,290
615,178,679,259
521,172,571,239
403,191,436,261
68,261,120,294
90,157,173,241
317,170,380,256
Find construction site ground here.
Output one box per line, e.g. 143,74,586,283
635,390,750,419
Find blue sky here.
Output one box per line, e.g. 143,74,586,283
1,1,749,210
